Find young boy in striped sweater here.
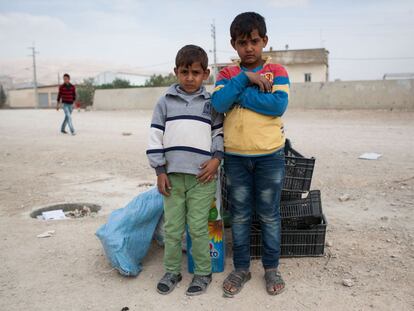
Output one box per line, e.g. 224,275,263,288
212,12,289,296
57,73,76,135
146,45,223,296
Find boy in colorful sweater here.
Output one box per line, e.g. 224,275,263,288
147,45,224,296
212,12,289,296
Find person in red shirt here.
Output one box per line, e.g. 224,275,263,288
57,73,76,135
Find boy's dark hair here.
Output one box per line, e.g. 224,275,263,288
63,73,70,79
175,45,208,71
230,12,267,41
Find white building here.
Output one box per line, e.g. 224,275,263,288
94,71,151,86
264,48,329,83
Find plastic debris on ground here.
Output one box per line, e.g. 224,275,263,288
37,230,55,238
358,152,382,160
41,210,66,220
65,205,92,218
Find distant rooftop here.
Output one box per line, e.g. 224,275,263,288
13,83,58,90
263,48,329,65
217,48,330,68
383,72,414,80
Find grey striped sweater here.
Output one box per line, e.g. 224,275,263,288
146,84,224,176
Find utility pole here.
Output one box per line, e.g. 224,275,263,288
319,28,325,47
210,20,217,83
28,43,39,108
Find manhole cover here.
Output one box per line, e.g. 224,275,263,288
30,203,101,219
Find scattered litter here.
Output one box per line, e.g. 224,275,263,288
342,279,354,287
380,216,389,221
65,206,91,218
37,230,55,238
338,194,351,202
358,153,382,160
326,241,333,247
42,210,66,220
121,307,129,311
137,182,155,187
122,132,132,136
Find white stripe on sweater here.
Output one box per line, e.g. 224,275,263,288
148,127,164,150
163,119,212,152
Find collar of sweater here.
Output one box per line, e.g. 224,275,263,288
166,83,210,100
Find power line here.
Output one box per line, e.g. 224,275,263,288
211,20,217,82
331,57,414,61
28,43,39,108
131,61,174,69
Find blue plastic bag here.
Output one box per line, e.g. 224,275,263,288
96,187,163,276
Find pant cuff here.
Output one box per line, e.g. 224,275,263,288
235,267,250,272
165,269,181,275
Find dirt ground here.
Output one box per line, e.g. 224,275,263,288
0,108,413,311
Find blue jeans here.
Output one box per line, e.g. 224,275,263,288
224,148,285,270
61,103,75,133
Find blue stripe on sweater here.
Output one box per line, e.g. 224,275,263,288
147,146,211,156
212,123,223,130
274,76,290,85
151,124,165,131
146,149,164,154
165,146,211,156
166,115,211,125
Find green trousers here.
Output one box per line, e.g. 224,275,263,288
163,173,216,275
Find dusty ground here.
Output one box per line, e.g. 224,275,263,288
0,109,413,311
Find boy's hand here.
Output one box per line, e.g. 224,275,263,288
157,173,171,196
197,158,220,183
245,72,272,93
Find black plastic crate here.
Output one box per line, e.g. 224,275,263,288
244,190,323,226
280,190,322,227
283,140,315,192
250,214,327,259
281,190,303,201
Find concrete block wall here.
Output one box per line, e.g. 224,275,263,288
93,79,414,111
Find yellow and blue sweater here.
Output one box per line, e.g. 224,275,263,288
211,57,289,156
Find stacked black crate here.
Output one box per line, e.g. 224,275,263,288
250,139,327,258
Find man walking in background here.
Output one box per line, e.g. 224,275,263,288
57,73,76,135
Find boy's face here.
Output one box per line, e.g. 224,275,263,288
231,29,268,69
63,76,70,84
174,62,210,94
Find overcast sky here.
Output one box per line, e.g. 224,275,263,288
1,0,414,84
